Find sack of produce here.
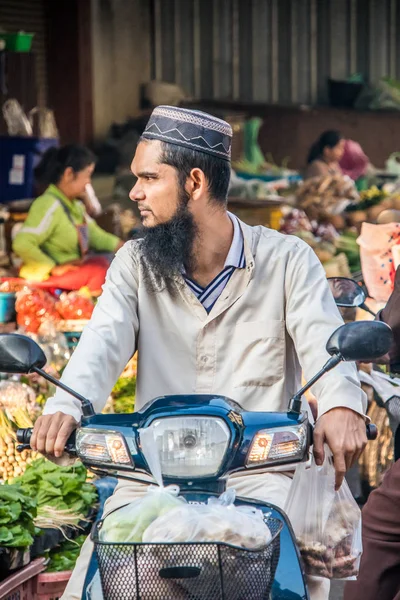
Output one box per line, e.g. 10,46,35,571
100,485,185,544
285,447,362,580
100,427,186,544
15,287,60,334
55,291,94,320
143,488,271,550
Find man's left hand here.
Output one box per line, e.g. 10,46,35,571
313,407,367,490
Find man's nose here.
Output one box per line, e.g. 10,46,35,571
129,181,145,202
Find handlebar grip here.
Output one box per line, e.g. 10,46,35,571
16,428,33,446
16,427,77,456
366,423,378,440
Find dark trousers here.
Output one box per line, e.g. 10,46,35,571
344,458,400,600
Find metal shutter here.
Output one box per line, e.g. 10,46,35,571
0,0,47,106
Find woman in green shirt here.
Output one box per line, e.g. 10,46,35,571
13,145,123,294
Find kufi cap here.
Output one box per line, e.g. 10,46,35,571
142,105,232,161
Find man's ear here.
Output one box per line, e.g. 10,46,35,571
188,168,207,200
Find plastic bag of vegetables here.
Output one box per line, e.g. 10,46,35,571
99,428,185,543
143,489,272,549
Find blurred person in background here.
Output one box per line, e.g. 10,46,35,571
13,145,123,295
344,265,400,600
304,130,345,179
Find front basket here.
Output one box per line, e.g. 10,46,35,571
92,516,282,600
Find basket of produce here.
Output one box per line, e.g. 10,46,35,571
93,514,282,600
93,474,282,600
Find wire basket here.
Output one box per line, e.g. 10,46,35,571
92,516,282,600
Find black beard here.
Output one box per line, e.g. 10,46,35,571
139,195,198,293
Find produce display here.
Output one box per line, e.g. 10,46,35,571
103,355,137,414
110,376,136,414
46,535,86,572
16,288,60,334
12,459,98,519
0,409,38,481
335,230,361,273
296,175,359,220
55,292,94,320
15,287,95,334
0,485,37,549
0,380,41,423
0,280,28,293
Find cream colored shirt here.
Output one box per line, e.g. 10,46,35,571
43,218,366,424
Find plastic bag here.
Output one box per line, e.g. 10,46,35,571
358,222,400,302
15,287,60,334
99,427,186,543
143,488,272,550
55,292,94,320
285,448,362,580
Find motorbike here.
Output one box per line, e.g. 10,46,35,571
0,323,391,600
328,276,400,466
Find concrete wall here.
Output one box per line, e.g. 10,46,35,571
91,0,151,140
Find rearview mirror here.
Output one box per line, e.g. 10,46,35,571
326,321,393,362
327,277,366,308
0,334,47,374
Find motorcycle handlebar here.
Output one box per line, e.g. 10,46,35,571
16,428,76,454
16,422,379,451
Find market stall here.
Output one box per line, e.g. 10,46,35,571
0,281,139,595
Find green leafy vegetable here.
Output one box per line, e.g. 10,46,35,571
11,458,97,515
46,535,87,572
0,483,37,548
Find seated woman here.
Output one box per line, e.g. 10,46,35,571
304,130,345,179
13,145,124,295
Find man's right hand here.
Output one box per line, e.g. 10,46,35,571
31,412,79,458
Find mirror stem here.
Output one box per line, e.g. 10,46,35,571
32,367,95,417
288,355,342,414
360,303,376,317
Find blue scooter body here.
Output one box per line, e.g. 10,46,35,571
80,395,310,599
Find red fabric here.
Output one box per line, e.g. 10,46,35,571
36,257,109,293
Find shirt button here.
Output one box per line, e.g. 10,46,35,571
201,356,208,363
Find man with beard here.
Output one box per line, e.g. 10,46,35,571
31,106,367,600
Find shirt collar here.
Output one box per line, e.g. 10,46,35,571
225,212,245,268
182,212,245,276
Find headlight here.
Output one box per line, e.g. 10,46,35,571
76,428,133,467
149,416,231,478
246,423,308,467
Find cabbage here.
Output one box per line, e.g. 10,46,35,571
100,488,185,543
